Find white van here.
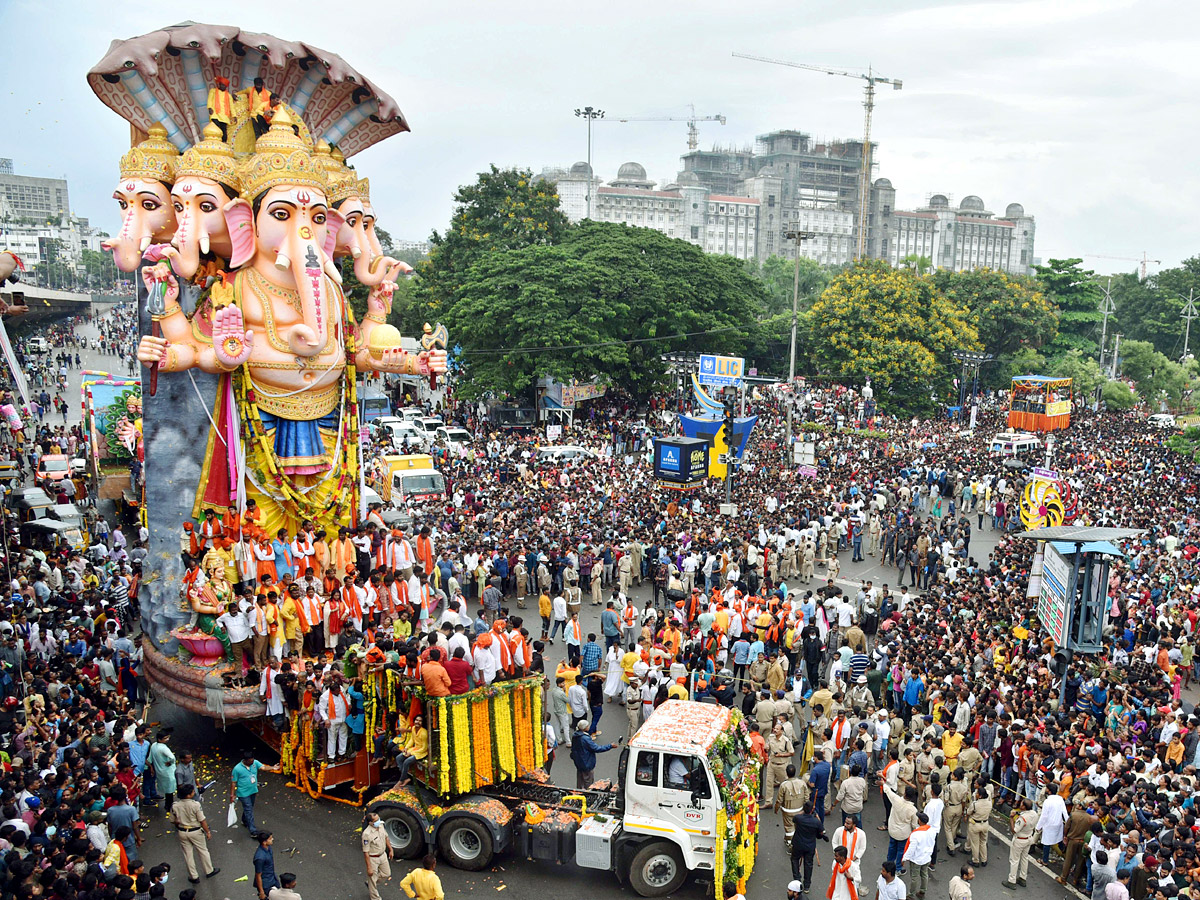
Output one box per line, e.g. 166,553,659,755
26,337,48,354
988,431,1041,457
1148,413,1177,429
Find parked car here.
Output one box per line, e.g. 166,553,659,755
1149,413,1177,429
410,417,444,448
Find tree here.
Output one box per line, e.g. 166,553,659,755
900,254,932,275
744,255,829,318
995,347,1047,390
931,267,1058,359
1035,258,1102,356
807,259,980,411
1167,425,1200,461
443,222,764,400
1117,339,1190,409
1050,349,1105,397
1101,380,1137,410
418,166,570,315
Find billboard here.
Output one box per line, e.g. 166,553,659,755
1038,544,1071,646
697,354,744,388
653,436,708,489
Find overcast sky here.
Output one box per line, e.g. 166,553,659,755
2,0,1194,276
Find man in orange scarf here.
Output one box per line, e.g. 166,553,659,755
826,844,861,900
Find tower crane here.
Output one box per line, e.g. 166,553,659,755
732,52,902,258
1082,251,1161,281
606,104,727,151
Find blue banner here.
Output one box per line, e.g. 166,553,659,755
678,414,759,460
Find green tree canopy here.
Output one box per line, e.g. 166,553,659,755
419,166,570,315
930,267,1058,359
1035,258,1102,356
1101,380,1137,410
1117,339,1190,409
744,255,829,318
807,259,980,411
443,222,763,400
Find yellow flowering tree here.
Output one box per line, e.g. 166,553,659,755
808,259,980,410
930,267,1058,359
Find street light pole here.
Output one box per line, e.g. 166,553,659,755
574,106,605,219
783,229,815,462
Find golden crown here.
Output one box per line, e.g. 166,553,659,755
119,123,180,185
356,177,371,206
238,109,328,202
176,123,240,192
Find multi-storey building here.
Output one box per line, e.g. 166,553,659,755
0,160,70,221
887,194,1036,275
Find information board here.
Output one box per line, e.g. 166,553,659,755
1038,544,1071,645
697,354,745,387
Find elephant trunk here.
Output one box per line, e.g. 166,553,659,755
352,240,384,286
170,221,203,280
284,240,329,358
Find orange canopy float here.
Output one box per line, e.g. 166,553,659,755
1007,375,1072,432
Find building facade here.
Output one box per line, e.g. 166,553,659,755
542,161,760,261
887,194,1036,275
679,130,893,264
0,160,70,221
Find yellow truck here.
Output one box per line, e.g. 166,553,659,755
368,454,446,505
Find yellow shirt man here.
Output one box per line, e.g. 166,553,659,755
942,729,964,769
400,865,445,900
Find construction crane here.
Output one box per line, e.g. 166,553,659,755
606,104,727,151
732,52,902,258
1082,251,1161,281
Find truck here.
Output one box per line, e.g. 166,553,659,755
369,453,446,505
367,680,761,898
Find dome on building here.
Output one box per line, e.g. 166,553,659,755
616,161,647,182
928,193,949,208
676,171,701,186
874,177,893,189
1005,202,1025,218
569,161,593,177
959,195,985,211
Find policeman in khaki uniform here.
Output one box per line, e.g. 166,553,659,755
957,736,983,792
1003,798,1038,888
169,783,219,883
965,784,993,866
625,678,643,742
362,810,393,900
774,764,810,847
943,769,970,855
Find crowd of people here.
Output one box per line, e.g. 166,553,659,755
0,302,1197,900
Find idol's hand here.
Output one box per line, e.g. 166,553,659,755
416,348,447,377
141,261,180,310
137,335,168,368
213,305,254,369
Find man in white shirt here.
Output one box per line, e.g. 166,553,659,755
902,811,937,897
217,603,252,673
567,676,589,730
877,861,907,900
472,640,498,685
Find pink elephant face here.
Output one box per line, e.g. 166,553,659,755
360,200,385,259
170,176,236,278
252,186,333,284
105,178,176,272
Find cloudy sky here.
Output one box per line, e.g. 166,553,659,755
2,0,1192,275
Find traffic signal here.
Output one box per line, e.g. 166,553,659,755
1050,647,1073,677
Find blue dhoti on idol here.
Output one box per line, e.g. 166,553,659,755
258,409,338,475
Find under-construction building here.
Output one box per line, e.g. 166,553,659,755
677,130,896,265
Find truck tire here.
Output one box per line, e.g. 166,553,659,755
373,803,424,859
629,841,686,898
437,816,494,871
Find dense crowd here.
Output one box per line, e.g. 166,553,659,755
0,303,1197,900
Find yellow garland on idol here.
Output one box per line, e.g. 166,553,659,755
437,697,451,794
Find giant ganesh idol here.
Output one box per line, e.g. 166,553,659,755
88,24,442,717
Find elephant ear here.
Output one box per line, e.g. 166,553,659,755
322,208,345,261
223,199,256,269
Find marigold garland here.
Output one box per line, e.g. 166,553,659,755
436,697,450,794
472,697,494,785
451,699,472,794
495,692,516,779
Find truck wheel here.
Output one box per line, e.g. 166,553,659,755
373,803,424,859
629,842,686,898
437,817,494,871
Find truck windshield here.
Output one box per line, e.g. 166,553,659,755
401,473,445,494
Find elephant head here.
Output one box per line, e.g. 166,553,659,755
329,179,409,286
225,111,347,359
102,124,179,273
167,123,240,281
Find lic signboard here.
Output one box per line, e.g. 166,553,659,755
697,354,745,388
